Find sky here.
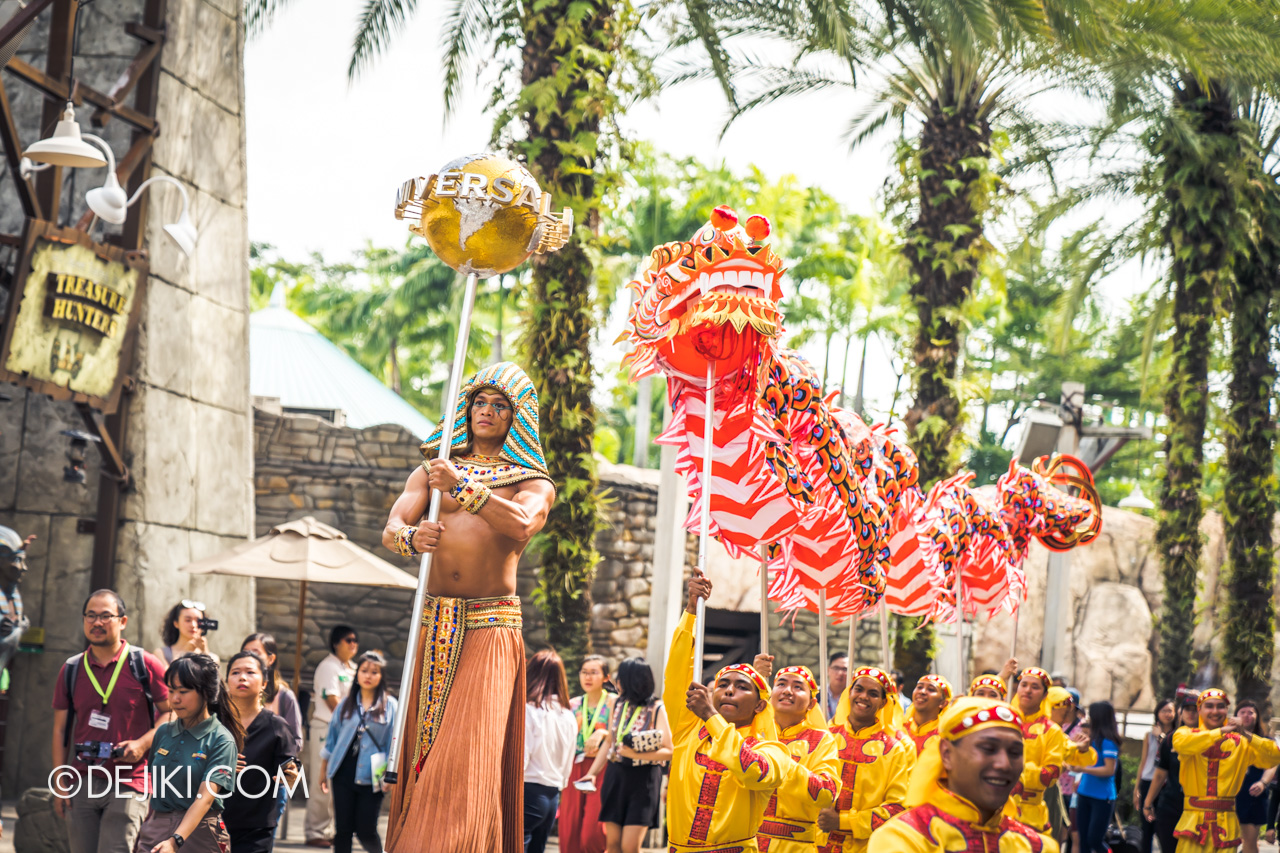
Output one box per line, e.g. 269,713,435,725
243,1,1152,425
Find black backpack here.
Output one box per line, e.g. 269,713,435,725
61,648,157,745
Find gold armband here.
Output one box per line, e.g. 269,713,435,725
450,475,491,515
394,525,419,558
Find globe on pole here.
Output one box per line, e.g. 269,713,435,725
394,152,573,279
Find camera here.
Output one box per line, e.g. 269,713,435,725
621,733,634,748
75,741,124,763
198,617,218,632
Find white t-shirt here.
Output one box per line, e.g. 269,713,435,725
524,697,578,789
311,653,356,723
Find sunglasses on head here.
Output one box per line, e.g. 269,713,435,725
182,599,206,611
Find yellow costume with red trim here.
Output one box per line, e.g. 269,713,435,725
970,675,1007,698
1172,688,1280,853
1004,668,1096,832
758,666,841,852
904,675,952,757
665,612,795,852
868,698,1058,853
817,666,914,853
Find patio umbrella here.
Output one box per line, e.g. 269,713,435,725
182,516,416,692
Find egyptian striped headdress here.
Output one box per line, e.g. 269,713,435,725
421,362,551,479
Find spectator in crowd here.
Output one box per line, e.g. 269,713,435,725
561,654,614,853
891,668,912,710
1134,699,1175,853
1265,766,1280,846
223,650,299,853
135,654,243,853
306,625,359,847
826,652,848,719
581,657,673,853
241,632,304,834
1051,673,1069,688
1144,695,1200,853
320,651,395,853
523,649,578,853
52,589,172,853
153,600,219,666
1235,700,1270,853
1076,701,1120,853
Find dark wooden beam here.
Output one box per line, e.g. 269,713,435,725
122,0,165,252
123,22,164,43
89,39,161,128
33,0,75,220
0,0,56,56
0,79,41,218
6,57,157,133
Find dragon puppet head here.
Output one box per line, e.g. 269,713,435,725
620,205,786,384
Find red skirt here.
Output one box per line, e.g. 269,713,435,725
559,757,607,853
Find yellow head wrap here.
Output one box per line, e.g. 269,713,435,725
714,663,779,741
905,697,1025,807
907,674,953,729
774,665,828,730
1014,667,1052,719
969,674,1007,697
1047,686,1073,711
834,666,900,732
1197,688,1229,726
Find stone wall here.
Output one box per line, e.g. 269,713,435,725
0,0,254,794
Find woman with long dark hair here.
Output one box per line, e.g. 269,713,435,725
222,651,299,853
1076,701,1120,853
153,601,219,665
320,651,396,853
1135,699,1175,853
580,657,673,853
1144,695,1200,853
135,654,242,853
560,655,614,853
522,649,578,853
240,633,303,837
1235,700,1270,853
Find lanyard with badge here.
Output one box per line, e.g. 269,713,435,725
83,641,130,730
576,694,608,753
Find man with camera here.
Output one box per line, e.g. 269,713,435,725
52,589,173,853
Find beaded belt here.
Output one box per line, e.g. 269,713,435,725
669,840,753,853
413,594,522,773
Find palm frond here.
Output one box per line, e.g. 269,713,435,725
348,0,419,81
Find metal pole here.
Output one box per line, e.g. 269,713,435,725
818,589,829,706
953,571,965,688
1008,610,1020,702
759,544,769,657
384,272,480,781
879,599,891,670
692,360,716,683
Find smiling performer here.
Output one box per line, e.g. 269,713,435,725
904,675,953,757
816,666,914,853
751,655,840,852
382,362,556,853
868,698,1057,852
1172,688,1280,853
1006,667,1094,832
667,574,795,852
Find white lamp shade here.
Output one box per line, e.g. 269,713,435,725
164,210,197,256
85,173,128,224
1118,484,1155,510
23,109,107,169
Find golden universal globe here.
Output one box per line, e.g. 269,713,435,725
394,152,573,278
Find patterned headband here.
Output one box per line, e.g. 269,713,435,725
852,666,895,698
1198,688,1228,709
717,664,770,699
943,701,1023,740
775,665,819,695
969,675,1006,696
918,674,953,704
1020,667,1051,690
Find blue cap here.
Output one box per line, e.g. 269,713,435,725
1067,688,1081,706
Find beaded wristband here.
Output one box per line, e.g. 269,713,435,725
455,479,491,515
395,525,419,558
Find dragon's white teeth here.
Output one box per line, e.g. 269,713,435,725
708,271,724,289
765,273,775,288
752,271,766,290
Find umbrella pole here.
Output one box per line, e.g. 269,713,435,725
384,272,480,783
759,544,768,657
293,580,307,696
692,361,715,683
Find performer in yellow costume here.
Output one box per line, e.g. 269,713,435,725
904,675,952,756
749,656,840,852
1006,667,1094,832
867,698,1058,853
1172,688,1280,852
667,574,795,852
816,666,914,853
970,674,1008,700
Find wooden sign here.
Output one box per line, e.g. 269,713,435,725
0,220,148,413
